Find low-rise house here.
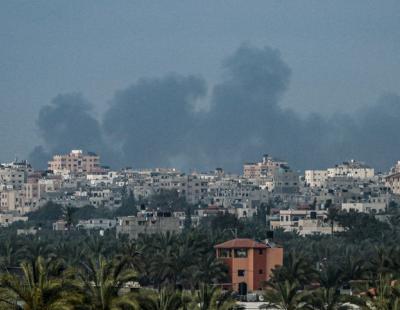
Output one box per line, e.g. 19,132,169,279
53,219,68,231
228,203,257,219
17,227,39,236
194,205,226,218
0,213,28,227
269,209,342,236
77,218,117,230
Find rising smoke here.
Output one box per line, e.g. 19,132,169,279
29,44,400,172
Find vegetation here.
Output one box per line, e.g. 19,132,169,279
3,197,400,308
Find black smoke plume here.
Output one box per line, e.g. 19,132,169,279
30,44,400,172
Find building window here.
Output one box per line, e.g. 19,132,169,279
258,249,263,255
234,248,248,258
238,270,245,277
259,269,263,274
218,249,231,258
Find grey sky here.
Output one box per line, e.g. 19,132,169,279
1,1,400,166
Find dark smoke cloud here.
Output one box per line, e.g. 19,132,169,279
29,93,115,169
103,74,207,168
29,45,400,172
345,93,400,171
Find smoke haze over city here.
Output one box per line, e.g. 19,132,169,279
1,1,400,171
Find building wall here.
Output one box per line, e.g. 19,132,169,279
265,248,283,281
231,251,252,291
341,202,386,213
0,189,24,212
216,246,283,292
48,150,100,174
0,166,26,189
386,173,400,195
117,215,180,239
305,170,328,187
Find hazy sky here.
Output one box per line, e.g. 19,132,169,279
1,1,400,169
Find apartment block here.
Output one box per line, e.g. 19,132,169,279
117,211,180,239
48,150,100,174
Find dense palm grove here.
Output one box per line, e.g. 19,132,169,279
1,199,400,308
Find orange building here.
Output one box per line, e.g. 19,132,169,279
215,238,283,293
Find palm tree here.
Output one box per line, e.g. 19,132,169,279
338,246,365,283
192,253,228,286
0,236,24,270
319,263,342,291
20,237,55,265
326,206,339,236
305,287,363,310
74,255,139,309
368,246,394,278
115,239,143,272
54,239,86,267
192,283,238,310
261,280,309,310
136,287,184,310
363,274,400,310
62,205,77,231
83,235,110,258
0,256,82,310
270,251,317,287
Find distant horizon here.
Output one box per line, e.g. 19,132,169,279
2,148,397,175
2,1,400,174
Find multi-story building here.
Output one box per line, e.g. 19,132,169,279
386,172,400,195
327,160,374,179
116,211,180,239
390,161,400,174
23,173,42,209
243,154,288,179
88,188,122,209
184,174,208,205
0,161,32,189
0,187,24,213
265,166,299,194
228,203,258,219
215,238,283,293
304,170,329,187
48,150,101,174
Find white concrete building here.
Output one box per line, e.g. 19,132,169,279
386,172,400,195
270,209,342,236
305,170,328,187
77,218,117,230
0,213,28,227
327,160,374,179
341,201,386,214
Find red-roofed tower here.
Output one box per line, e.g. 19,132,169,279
214,238,283,293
